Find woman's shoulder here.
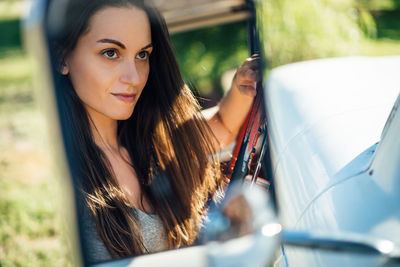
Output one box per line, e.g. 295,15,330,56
80,207,112,263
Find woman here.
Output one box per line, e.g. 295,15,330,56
48,0,258,263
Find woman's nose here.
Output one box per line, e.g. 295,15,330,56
120,59,140,86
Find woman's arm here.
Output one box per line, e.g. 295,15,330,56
203,55,260,150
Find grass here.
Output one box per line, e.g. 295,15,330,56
0,49,33,104
0,44,72,266
0,170,69,266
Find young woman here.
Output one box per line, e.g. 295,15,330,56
48,0,258,263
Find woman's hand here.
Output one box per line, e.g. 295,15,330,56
231,54,260,97
204,54,261,150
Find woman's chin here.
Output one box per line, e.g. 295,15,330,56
112,110,134,121
115,114,133,121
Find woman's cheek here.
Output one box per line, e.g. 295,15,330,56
138,63,150,91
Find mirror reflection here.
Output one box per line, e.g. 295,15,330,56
202,181,276,244
18,0,400,265
45,0,262,264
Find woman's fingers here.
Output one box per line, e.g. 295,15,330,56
234,56,261,97
238,84,257,97
244,55,260,69
240,68,260,83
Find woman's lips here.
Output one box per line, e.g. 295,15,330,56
112,92,136,103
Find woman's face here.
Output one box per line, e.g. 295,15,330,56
63,6,153,121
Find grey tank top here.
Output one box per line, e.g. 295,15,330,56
82,208,168,264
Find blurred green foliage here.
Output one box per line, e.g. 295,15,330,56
356,0,398,11
171,22,249,101
0,0,26,20
0,2,71,266
355,0,400,39
373,9,400,39
0,49,32,104
0,19,21,49
0,49,72,266
258,0,400,69
170,0,400,98
259,0,362,68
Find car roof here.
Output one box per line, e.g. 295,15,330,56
155,0,249,33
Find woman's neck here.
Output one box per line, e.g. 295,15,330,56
86,107,119,151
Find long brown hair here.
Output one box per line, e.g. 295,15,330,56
47,0,225,260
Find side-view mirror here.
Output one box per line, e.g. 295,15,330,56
93,180,400,267
105,183,280,267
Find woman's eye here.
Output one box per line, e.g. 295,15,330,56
136,51,149,60
102,49,118,59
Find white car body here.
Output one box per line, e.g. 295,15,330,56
265,56,400,266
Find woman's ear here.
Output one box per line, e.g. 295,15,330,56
60,62,69,75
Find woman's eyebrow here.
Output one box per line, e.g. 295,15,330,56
97,38,126,49
96,40,152,51
141,43,153,50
